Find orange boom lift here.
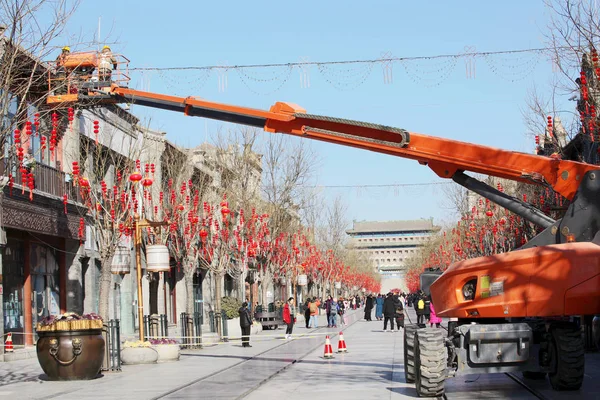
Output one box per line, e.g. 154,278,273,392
46,55,599,396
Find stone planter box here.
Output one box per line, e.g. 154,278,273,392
121,347,158,365
152,344,180,363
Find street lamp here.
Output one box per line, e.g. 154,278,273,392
133,213,169,341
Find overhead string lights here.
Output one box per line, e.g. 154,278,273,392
147,47,550,94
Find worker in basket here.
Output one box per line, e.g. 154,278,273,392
55,46,70,94
99,45,117,82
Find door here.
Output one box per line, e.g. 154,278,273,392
30,243,60,335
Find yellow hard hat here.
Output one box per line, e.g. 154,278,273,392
62,46,70,52
102,45,111,50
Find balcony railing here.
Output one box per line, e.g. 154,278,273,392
0,160,83,203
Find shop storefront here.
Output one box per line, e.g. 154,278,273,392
2,231,65,347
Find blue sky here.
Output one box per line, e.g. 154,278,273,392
63,1,561,227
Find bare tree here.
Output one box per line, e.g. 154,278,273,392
0,1,81,173
71,118,146,322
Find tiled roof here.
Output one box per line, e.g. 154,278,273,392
347,219,439,234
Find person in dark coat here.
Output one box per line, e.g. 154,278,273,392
239,302,253,347
304,299,311,328
382,293,396,331
393,294,404,330
364,294,374,321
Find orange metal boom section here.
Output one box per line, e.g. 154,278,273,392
109,87,596,201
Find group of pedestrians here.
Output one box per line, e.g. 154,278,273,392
413,290,442,328
302,296,352,329
362,292,407,332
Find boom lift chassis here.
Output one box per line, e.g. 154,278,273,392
46,74,600,396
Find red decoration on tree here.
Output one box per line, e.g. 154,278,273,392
93,120,100,144
129,171,142,182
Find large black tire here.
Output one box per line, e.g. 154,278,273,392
414,328,447,397
404,324,418,383
549,325,584,391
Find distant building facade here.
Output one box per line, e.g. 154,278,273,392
346,219,440,293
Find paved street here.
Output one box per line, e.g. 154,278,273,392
2,308,600,399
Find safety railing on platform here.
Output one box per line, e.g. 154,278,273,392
179,312,202,349
143,314,169,340
102,319,121,372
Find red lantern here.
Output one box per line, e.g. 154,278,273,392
79,177,90,188
142,178,153,187
129,171,142,182
485,210,493,217
93,120,99,144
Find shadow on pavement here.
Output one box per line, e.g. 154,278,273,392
0,371,41,387
386,386,419,398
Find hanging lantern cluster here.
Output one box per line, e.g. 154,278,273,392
68,107,74,130
50,112,58,156
25,121,32,136
78,217,85,241
72,161,80,177
93,120,99,144
33,113,40,136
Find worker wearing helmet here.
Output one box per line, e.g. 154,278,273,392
54,46,71,94
98,45,117,82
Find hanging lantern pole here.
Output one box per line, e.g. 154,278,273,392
133,212,170,341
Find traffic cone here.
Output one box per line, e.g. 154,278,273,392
337,331,347,353
5,333,13,353
323,335,334,359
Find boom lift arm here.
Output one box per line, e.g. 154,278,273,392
92,85,595,204
103,87,595,230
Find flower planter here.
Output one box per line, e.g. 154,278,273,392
36,319,105,381
121,347,158,365
152,344,180,362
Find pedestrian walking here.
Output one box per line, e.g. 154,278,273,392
394,293,404,330
424,295,432,324
415,291,426,324
364,294,374,321
309,297,320,328
328,297,339,327
304,298,311,328
283,297,296,339
375,294,384,321
325,295,333,327
239,302,253,347
429,300,442,328
383,293,396,332
338,297,346,326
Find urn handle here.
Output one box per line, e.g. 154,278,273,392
48,337,83,365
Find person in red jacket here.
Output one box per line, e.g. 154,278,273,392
283,297,296,339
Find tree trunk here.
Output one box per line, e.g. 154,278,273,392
185,272,194,315
214,272,223,339
261,280,269,307
97,255,113,322
149,273,159,315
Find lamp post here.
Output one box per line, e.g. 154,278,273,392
133,213,169,341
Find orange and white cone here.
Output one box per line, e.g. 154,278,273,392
323,335,334,359
5,333,13,352
337,331,347,353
